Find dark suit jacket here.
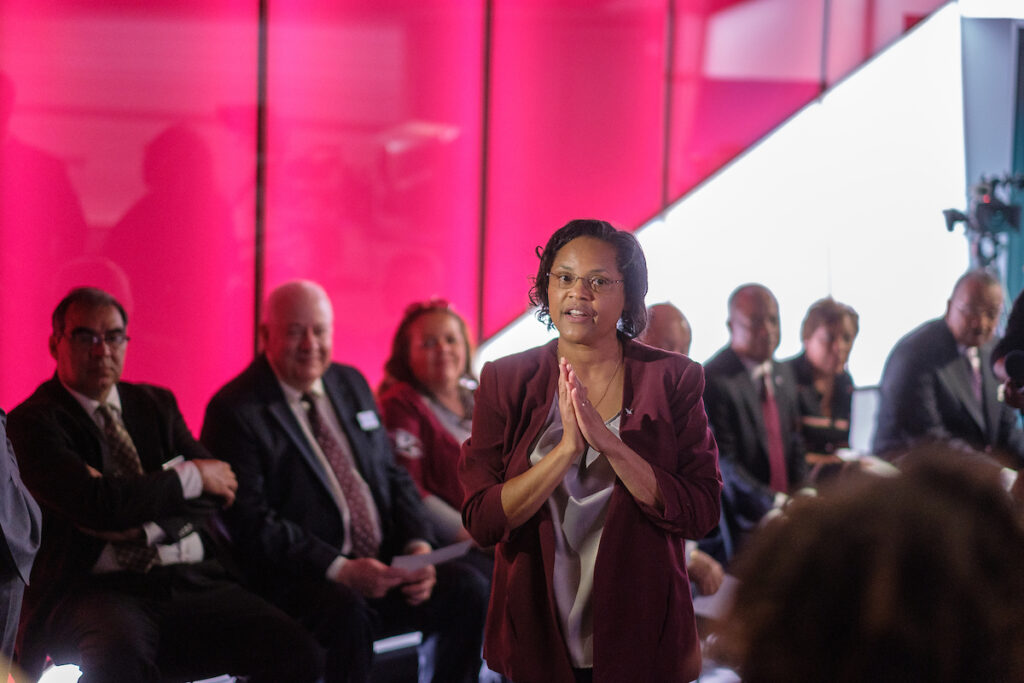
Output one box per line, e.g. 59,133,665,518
0,409,41,662
0,409,40,587
993,288,1024,366
703,346,807,497
459,339,721,683
6,378,216,651
200,356,435,598
873,318,1024,464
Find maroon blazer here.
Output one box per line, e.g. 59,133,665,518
378,380,467,510
459,338,722,683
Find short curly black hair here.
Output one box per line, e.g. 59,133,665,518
528,219,648,338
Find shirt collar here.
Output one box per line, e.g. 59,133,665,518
62,381,122,423
275,375,326,405
739,356,773,381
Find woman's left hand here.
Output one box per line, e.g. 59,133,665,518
565,362,617,454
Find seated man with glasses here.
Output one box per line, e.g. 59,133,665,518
6,286,322,683
873,269,1024,465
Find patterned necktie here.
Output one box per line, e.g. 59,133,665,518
302,394,381,558
94,404,158,573
760,371,789,494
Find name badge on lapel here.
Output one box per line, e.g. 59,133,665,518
356,410,380,431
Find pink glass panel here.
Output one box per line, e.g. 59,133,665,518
0,1,258,430
668,0,824,201
825,0,947,85
483,0,669,337
263,1,484,390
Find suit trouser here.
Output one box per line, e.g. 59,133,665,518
281,559,489,683
0,575,24,682
29,561,323,683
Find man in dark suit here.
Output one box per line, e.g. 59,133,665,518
7,286,320,683
874,269,1024,465
703,284,806,554
0,408,41,682
201,280,487,683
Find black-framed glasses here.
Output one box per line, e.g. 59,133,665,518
65,329,130,349
547,272,624,294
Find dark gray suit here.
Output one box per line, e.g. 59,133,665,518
201,356,487,683
873,318,1024,464
0,408,41,680
702,347,806,557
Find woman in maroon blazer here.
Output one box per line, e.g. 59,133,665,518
379,298,477,546
459,219,722,683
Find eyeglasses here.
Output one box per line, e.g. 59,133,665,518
953,302,1001,322
65,329,130,349
547,272,624,294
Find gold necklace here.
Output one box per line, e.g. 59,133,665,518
589,351,623,410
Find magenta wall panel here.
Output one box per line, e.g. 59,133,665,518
0,2,258,430
825,0,947,85
667,0,824,200
482,0,669,338
263,1,485,392
0,0,949,423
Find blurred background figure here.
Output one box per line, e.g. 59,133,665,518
636,302,722,596
379,298,476,546
783,298,859,481
639,302,692,356
873,269,1024,466
714,447,1024,683
703,284,805,563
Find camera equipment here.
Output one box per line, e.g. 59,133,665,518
943,174,1024,266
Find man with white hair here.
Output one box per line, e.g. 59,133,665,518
202,280,488,683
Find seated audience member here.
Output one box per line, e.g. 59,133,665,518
638,302,692,355
715,448,1024,683
783,298,859,479
201,280,488,683
378,298,477,547
873,269,1024,465
703,284,806,555
637,302,723,595
0,408,41,682
6,286,320,683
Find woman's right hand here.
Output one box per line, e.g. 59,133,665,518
557,357,587,458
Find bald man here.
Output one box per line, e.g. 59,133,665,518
639,303,692,356
702,284,806,557
874,270,1024,464
201,281,487,683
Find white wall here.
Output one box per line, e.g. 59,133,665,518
478,4,970,393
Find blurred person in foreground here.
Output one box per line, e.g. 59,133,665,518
715,447,1024,683
783,298,859,480
459,219,722,682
